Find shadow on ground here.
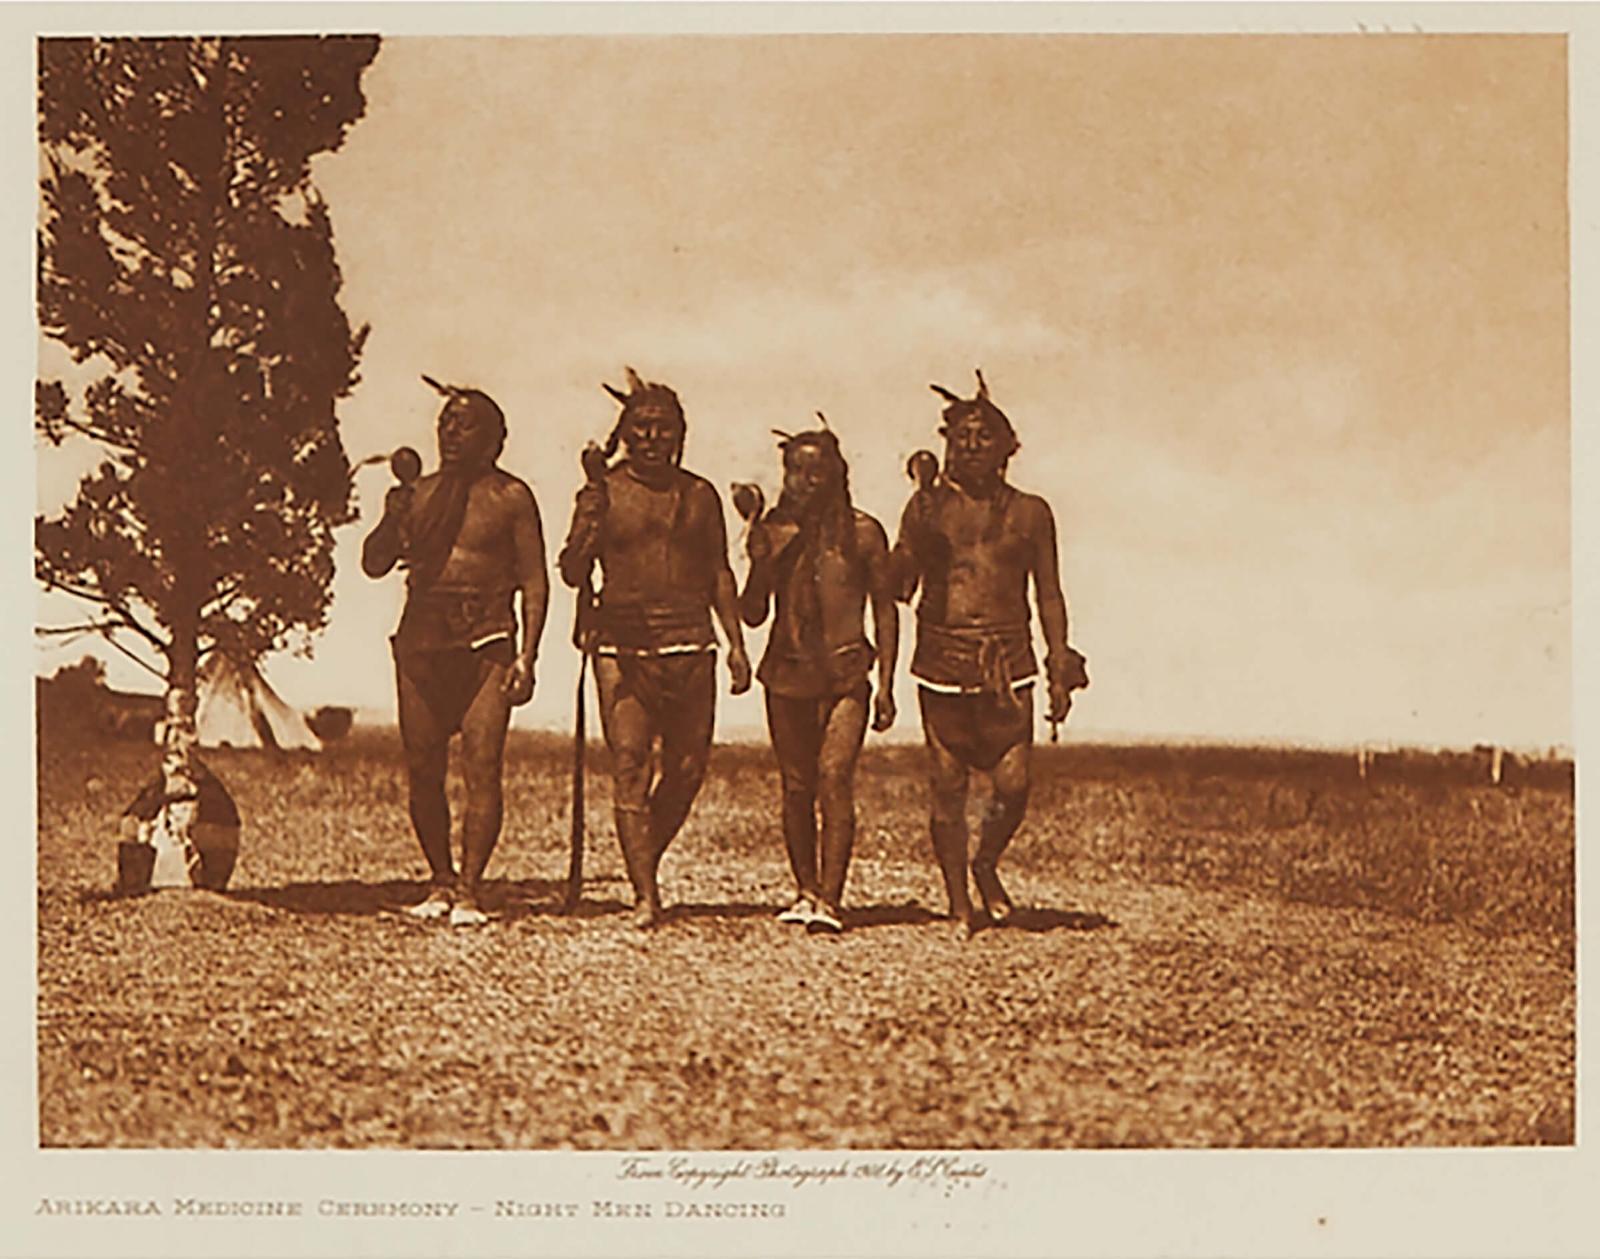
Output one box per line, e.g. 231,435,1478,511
90,881,1117,934
212,878,631,919
1005,906,1118,933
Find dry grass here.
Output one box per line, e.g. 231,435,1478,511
36,723,1574,1149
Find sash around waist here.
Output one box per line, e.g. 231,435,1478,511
395,585,517,653
912,619,1037,691
593,599,716,651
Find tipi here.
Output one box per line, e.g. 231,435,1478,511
174,654,323,752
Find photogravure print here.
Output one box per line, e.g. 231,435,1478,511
14,6,1594,1258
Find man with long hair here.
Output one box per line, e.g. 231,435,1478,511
893,371,1089,935
736,420,898,934
362,378,549,926
558,369,752,928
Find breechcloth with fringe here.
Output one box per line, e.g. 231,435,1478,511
911,619,1037,703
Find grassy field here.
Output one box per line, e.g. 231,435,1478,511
36,721,1574,1149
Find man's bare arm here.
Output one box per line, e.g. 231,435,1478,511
556,482,604,590
512,484,550,667
737,520,775,628
701,484,752,693
498,482,548,706
1029,498,1070,659
1029,497,1088,720
863,516,899,731
361,485,410,578
888,493,926,604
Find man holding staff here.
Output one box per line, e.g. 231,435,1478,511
362,377,548,926
558,369,752,929
892,370,1088,935
734,419,897,934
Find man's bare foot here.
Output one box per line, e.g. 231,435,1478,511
631,900,665,931
972,859,1013,925
405,885,454,920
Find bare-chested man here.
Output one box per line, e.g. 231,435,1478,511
558,369,752,928
736,422,898,934
362,378,548,927
892,371,1089,935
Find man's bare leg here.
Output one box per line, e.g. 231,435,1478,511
648,656,716,867
815,689,870,920
595,659,665,928
919,690,979,934
974,736,1032,925
396,662,454,912
455,658,513,922
766,692,823,907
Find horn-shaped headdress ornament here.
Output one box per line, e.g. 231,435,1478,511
598,367,686,464
601,366,683,418
928,367,1018,453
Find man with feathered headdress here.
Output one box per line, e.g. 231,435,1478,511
893,370,1089,935
734,416,899,934
558,368,752,928
362,376,549,926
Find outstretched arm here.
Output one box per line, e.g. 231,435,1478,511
703,485,752,694
863,516,899,732
504,484,549,706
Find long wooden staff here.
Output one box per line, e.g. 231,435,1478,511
563,444,609,913
563,615,590,913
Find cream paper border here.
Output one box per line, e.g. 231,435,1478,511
5,4,1595,1257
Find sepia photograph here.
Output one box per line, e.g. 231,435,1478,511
12,2,1597,1255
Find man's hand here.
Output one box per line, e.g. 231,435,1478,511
872,687,897,732
1047,677,1073,725
503,657,536,707
383,483,414,519
727,646,753,695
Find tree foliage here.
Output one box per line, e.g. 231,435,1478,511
36,35,380,688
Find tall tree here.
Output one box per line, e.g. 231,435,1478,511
36,36,380,857
37,34,378,693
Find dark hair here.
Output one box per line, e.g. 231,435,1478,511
604,397,686,466
600,369,686,466
440,389,507,462
938,401,1020,462
931,368,1021,463
773,428,856,561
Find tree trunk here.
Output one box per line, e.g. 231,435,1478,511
148,603,204,887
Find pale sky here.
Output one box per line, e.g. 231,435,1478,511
36,34,1571,749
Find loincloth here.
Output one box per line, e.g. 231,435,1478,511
394,584,517,654
601,650,716,722
918,684,1034,771
593,599,716,657
393,637,514,737
911,619,1037,697
758,639,875,700
391,584,516,735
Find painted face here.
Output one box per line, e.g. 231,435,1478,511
782,441,838,510
621,404,681,469
945,412,1009,483
437,396,498,469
